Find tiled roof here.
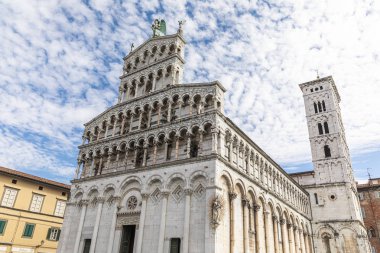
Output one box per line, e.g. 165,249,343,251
0,166,71,190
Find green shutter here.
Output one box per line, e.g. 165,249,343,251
23,224,35,237
46,228,52,240
0,220,6,234
56,229,61,241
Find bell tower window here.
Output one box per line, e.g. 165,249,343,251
314,102,318,113
322,100,326,111
324,145,331,158
318,102,322,112
318,123,323,135
324,122,329,134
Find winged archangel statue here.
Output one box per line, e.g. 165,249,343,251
151,19,166,37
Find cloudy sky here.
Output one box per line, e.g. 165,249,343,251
1,0,379,183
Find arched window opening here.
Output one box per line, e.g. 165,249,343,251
190,141,199,158
314,193,319,205
314,102,318,113
166,142,173,161
324,145,331,158
318,102,322,112
324,122,329,134
135,149,144,168
322,100,326,111
318,123,323,135
322,234,332,253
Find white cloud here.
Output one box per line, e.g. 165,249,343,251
0,0,379,182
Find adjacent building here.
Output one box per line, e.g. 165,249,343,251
57,20,371,253
0,166,70,253
357,178,380,253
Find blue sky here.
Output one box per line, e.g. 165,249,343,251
0,0,379,183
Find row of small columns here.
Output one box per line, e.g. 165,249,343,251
76,129,219,179
83,99,212,145
225,142,308,213
119,68,177,102
228,192,313,253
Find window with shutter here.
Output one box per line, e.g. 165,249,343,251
47,227,61,241
0,220,7,235
23,223,35,238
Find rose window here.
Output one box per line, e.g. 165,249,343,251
127,196,138,210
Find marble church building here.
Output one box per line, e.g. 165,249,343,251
57,20,370,253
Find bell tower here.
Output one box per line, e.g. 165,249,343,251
299,76,354,185
299,76,370,253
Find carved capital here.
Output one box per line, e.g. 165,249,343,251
287,223,293,229
242,197,250,207
272,215,278,221
253,204,261,212
229,192,237,201
184,188,193,196
280,219,286,225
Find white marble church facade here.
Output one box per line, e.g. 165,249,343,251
57,21,370,253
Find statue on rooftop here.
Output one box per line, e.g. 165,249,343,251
152,19,166,37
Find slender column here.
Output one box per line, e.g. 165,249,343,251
229,192,237,253
75,160,82,179
211,128,218,154
124,149,128,168
133,148,138,168
246,151,251,174
153,141,158,164
89,198,104,253
167,101,172,122
115,150,120,169
106,197,120,253
264,210,272,253
248,205,256,253
147,107,152,128
236,145,240,168
120,115,126,135
136,193,149,253
157,104,162,126
186,134,191,158
89,158,95,177
307,234,313,253
300,229,306,253
242,197,250,253
129,113,134,132
73,200,88,253
273,216,279,253
112,120,117,136
254,205,263,253
198,129,204,155
82,135,86,145
106,151,111,169
97,128,100,140
294,226,300,253
281,219,290,253
175,136,180,160
229,142,233,161
118,87,123,103
288,224,295,253
98,156,103,175
105,123,109,137
164,139,169,160
189,101,194,115
158,191,170,253
138,111,143,130
125,85,130,100
183,188,192,253
152,74,157,91
142,145,148,166
89,133,93,143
